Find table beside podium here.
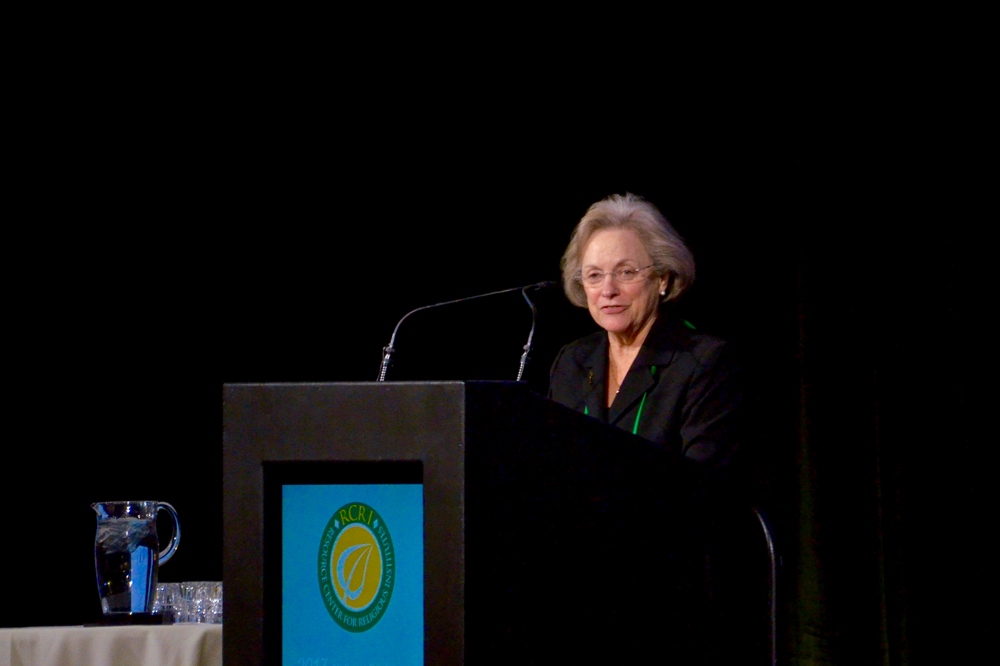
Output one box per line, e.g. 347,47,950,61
0,624,221,666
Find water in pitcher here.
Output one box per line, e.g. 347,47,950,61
92,500,180,615
95,516,159,613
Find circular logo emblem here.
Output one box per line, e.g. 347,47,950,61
317,502,395,632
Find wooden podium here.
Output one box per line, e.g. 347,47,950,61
223,381,707,665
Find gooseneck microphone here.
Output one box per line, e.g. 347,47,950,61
517,281,556,381
376,281,558,382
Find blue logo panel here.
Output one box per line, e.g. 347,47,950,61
282,483,424,665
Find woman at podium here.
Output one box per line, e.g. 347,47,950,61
547,192,752,662
548,191,743,475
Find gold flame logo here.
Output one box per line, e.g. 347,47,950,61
332,525,382,610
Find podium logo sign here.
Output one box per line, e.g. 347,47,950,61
317,502,396,632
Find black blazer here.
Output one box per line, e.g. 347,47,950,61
548,307,743,474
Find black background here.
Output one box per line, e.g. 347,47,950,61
1,28,986,662
7,124,800,622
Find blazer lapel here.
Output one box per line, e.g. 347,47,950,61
607,313,682,427
581,340,607,419
608,352,662,426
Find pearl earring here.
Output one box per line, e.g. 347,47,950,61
660,290,667,297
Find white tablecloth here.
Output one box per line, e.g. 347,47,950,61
0,624,221,666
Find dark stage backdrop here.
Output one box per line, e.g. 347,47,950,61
4,115,982,663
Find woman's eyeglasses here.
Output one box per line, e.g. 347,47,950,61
578,264,653,286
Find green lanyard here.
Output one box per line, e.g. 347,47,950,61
585,365,656,435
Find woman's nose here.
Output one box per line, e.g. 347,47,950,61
601,276,620,296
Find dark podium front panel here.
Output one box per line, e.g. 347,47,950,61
223,381,703,665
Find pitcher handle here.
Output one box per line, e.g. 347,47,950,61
157,502,182,565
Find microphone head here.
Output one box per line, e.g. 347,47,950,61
530,280,560,290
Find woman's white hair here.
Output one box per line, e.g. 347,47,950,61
560,192,696,308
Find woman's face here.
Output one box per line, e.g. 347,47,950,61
580,228,668,341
